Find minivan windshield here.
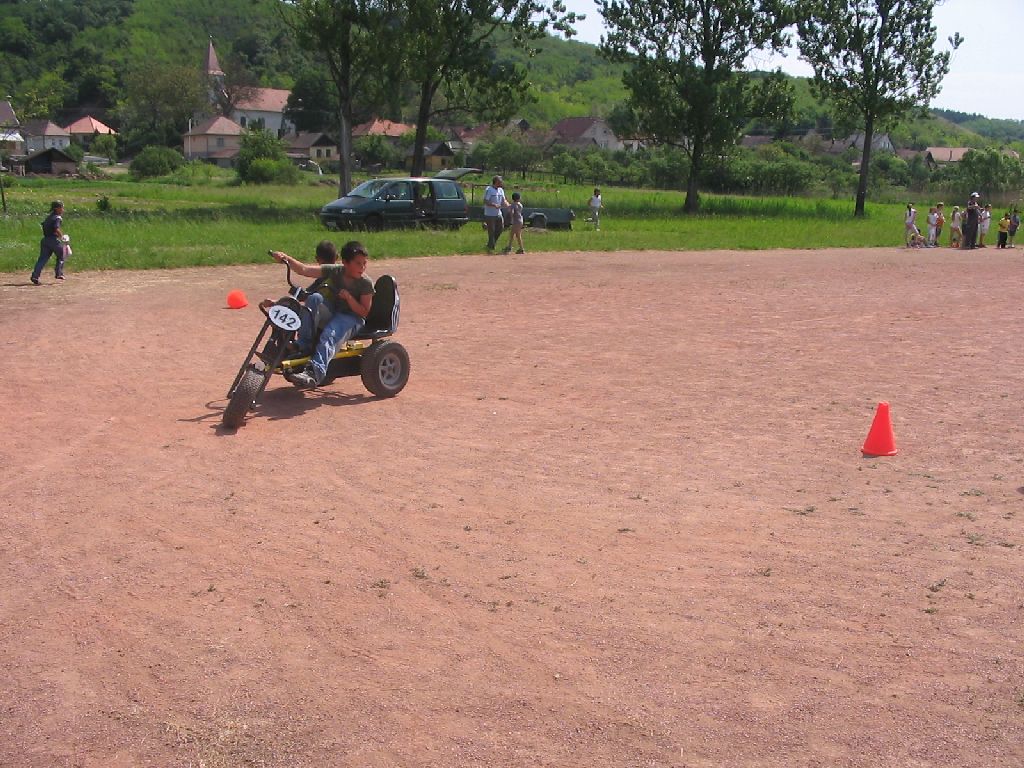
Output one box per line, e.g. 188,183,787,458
347,179,391,198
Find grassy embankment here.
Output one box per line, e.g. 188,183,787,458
0,173,907,274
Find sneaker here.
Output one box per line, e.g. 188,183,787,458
55,275,65,280
30,276,40,285
284,368,317,388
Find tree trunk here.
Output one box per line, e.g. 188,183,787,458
411,82,436,178
684,140,702,214
855,117,874,218
336,104,353,197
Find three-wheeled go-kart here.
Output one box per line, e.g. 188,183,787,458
222,262,409,428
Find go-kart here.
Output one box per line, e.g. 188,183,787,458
223,262,409,428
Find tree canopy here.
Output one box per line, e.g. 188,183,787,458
599,0,795,212
796,0,960,215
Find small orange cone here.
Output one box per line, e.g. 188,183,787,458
862,401,898,456
226,289,248,309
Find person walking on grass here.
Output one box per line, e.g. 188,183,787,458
502,191,526,255
589,188,603,230
31,200,67,285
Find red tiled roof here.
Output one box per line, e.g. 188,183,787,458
352,118,413,138
187,116,244,136
926,146,971,163
552,116,602,140
64,116,117,135
235,88,290,113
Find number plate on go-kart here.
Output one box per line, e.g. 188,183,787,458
267,304,301,331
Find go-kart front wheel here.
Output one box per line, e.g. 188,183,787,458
223,365,263,428
360,340,410,397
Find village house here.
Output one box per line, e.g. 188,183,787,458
16,147,79,175
64,115,117,146
184,115,244,166
405,141,456,172
21,120,71,153
205,40,293,137
550,116,624,151
286,131,337,166
0,100,24,155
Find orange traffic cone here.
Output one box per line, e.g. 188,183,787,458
862,401,898,456
226,289,248,309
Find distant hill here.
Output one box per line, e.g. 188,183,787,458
3,0,1020,149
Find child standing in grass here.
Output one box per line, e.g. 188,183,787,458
934,202,945,246
502,192,525,254
926,205,938,247
997,211,1011,248
950,205,962,247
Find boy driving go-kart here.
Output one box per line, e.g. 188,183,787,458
262,240,373,388
223,239,409,429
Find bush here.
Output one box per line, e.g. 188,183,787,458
244,158,301,185
131,146,185,178
237,129,288,182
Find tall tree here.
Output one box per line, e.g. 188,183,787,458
281,0,392,196
394,0,579,177
116,60,206,150
797,0,960,216
599,0,794,213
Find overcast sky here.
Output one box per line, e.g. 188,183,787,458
560,0,1023,122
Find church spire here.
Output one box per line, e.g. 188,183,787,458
205,37,224,78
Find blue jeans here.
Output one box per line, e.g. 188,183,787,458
299,292,364,383
33,236,65,279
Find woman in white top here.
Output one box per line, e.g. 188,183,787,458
904,203,919,246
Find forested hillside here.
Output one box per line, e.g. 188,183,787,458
2,0,1023,147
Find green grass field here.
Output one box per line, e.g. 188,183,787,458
0,174,907,274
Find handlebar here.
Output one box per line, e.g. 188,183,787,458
269,249,299,290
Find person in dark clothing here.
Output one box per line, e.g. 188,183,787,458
31,200,67,285
962,194,980,250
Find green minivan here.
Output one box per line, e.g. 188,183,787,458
319,174,471,231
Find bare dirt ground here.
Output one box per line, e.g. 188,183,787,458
2,247,1022,768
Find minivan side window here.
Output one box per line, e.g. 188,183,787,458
434,180,460,200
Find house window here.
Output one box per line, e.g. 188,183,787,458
325,148,332,158
239,116,247,128
217,137,225,148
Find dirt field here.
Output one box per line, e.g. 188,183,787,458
2,247,1022,768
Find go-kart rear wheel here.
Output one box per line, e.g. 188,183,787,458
360,340,409,397
223,365,263,428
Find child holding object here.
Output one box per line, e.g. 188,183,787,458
502,191,526,254
31,200,67,285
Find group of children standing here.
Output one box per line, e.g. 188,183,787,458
904,197,1020,249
